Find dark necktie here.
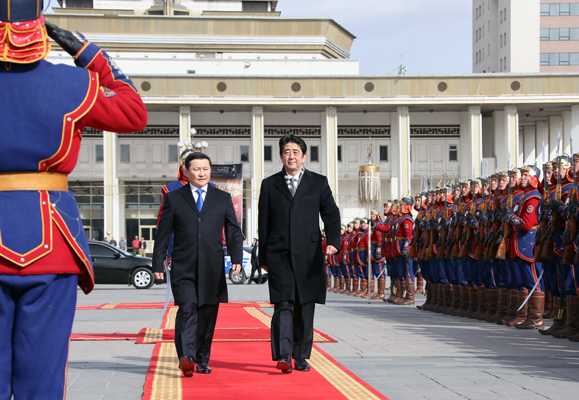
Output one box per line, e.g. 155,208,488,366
289,177,296,197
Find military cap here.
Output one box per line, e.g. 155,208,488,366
0,0,43,22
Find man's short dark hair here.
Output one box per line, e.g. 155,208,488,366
185,152,212,169
279,134,307,156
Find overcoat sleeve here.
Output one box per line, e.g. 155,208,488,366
152,193,174,273
257,179,269,267
319,177,341,252
224,194,244,265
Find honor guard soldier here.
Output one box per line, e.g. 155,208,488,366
337,224,351,294
355,218,372,298
350,218,366,295
543,155,577,338
345,222,358,295
413,194,426,295
502,165,544,329
0,3,148,398
391,198,415,305
370,210,386,299
495,168,525,325
435,185,456,314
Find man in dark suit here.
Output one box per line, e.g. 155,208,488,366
258,134,341,374
153,152,243,378
248,240,262,284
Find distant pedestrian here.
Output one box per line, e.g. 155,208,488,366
119,237,127,251
110,237,117,247
139,237,147,257
132,236,140,255
248,240,262,284
104,237,109,243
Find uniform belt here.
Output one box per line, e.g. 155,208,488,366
394,236,407,240
0,172,68,191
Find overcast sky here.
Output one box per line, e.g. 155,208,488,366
46,0,473,76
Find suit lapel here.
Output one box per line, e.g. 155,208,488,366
199,184,215,215
181,184,199,215
273,170,293,202
293,169,313,203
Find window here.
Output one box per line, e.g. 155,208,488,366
240,146,249,162
541,4,550,16
540,53,549,66
550,4,560,16
500,10,503,22
550,53,559,65
120,144,130,162
504,32,507,46
504,57,507,70
572,28,579,40
571,53,579,65
550,28,559,41
264,145,272,162
560,28,570,41
168,145,178,162
89,244,115,257
66,0,93,8
541,28,549,41
504,8,507,21
500,58,503,71
449,145,458,162
96,144,103,162
242,1,268,11
310,146,319,162
379,146,388,162
337,145,342,162
560,53,570,65
572,4,579,15
560,3,570,16
500,34,503,48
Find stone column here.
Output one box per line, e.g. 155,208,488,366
103,131,120,241
179,106,191,142
549,116,563,160
470,106,483,175
250,106,264,241
522,125,537,166
390,106,410,198
321,106,338,194
505,106,519,169
536,121,549,164
571,105,579,154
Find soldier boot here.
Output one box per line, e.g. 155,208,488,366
348,278,359,295
398,282,416,305
415,276,424,294
515,291,545,330
498,289,519,325
471,287,488,319
543,291,553,319
505,289,529,327
355,279,368,297
480,288,499,321
488,287,508,323
552,295,579,339
539,299,566,336
371,278,386,300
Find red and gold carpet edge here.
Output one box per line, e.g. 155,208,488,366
141,305,389,400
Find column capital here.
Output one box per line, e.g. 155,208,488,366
325,106,337,116
252,106,263,115
468,105,481,114
505,105,517,114
179,106,190,115
397,106,409,115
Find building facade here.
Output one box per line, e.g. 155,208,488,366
473,0,579,73
47,2,579,250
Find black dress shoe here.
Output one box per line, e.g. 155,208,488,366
196,362,212,374
276,355,292,374
294,358,310,372
178,356,194,377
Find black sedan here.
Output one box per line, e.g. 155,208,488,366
88,241,159,289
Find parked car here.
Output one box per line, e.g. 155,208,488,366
88,241,159,289
224,246,268,284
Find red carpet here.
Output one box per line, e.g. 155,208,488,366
76,301,272,310
141,304,388,400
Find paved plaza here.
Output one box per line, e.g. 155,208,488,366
69,283,579,400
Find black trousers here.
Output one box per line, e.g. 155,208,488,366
249,262,262,284
270,301,315,361
174,303,219,364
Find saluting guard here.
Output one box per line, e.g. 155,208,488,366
0,3,147,397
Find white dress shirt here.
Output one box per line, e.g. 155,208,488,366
285,168,305,193
190,183,208,204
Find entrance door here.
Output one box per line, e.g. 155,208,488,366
140,225,157,256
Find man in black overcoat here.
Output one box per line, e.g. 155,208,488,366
153,152,243,377
258,134,341,373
